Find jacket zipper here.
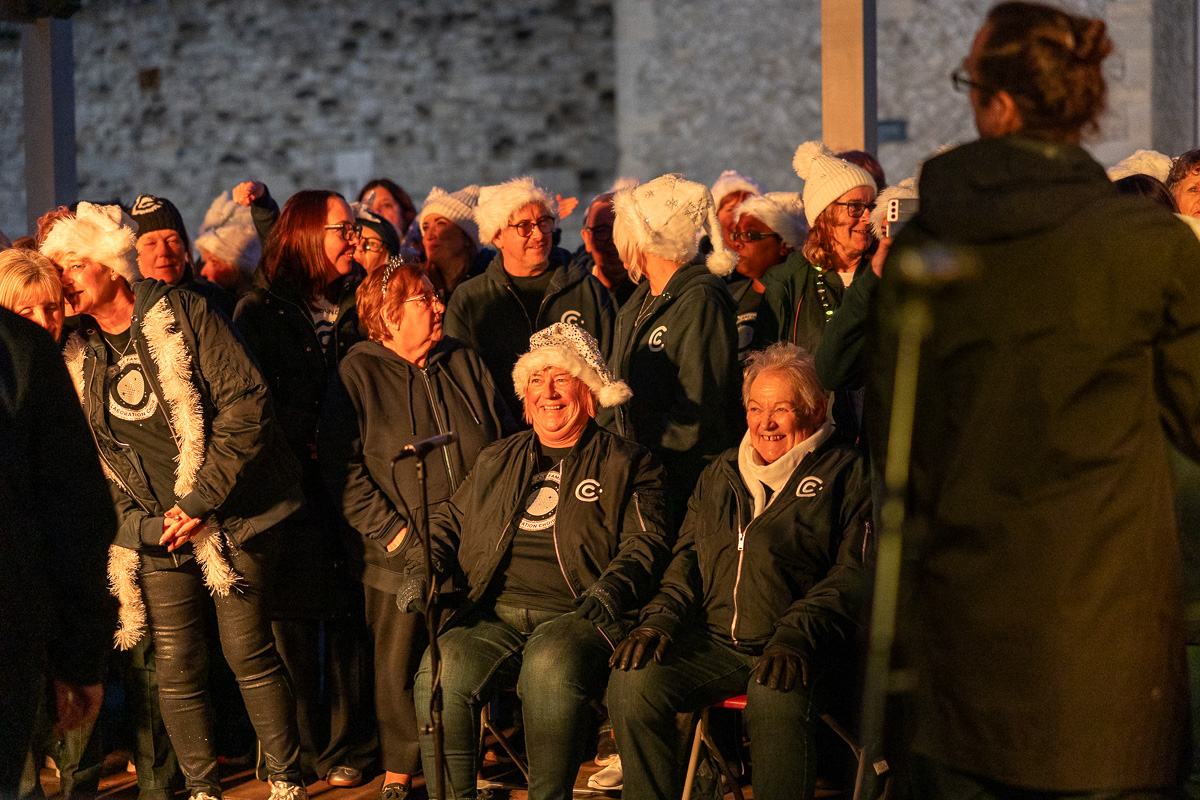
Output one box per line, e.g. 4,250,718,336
549,459,577,600
730,478,748,645
419,368,457,488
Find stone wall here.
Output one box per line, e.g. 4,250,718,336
1,0,619,241
0,0,1195,241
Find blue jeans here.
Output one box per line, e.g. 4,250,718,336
608,627,818,800
414,604,612,800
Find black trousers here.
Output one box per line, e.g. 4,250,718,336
0,644,43,796
363,583,427,776
140,532,301,795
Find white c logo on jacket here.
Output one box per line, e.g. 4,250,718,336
561,310,583,326
796,476,824,498
575,479,602,502
648,325,667,352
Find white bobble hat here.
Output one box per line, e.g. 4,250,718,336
792,141,878,226
418,185,482,246
194,191,261,276
612,173,738,277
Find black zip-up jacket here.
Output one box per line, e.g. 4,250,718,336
406,422,671,642
638,435,871,664
319,337,517,593
443,248,615,417
601,260,741,513
71,281,302,565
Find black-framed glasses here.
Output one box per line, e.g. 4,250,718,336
402,290,445,309
729,230,782,244
833,201,876,219
324,222,363,241
508,216,556,238
359,237,387,253
951,68,987,94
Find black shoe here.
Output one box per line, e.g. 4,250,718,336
378,783,409,800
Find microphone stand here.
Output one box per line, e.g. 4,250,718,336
414,453,448,800
855,246,974,800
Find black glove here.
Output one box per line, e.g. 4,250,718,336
751,644,807,693
396,572,433,615
609,625,671,670
574,594,615,625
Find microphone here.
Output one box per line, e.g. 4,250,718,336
393,431,458,462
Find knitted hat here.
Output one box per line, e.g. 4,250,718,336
710,170,762,208
512,322,632,408
476,176,559,245
611,173,738,277
129,194,190,250
194,191,260,276
418,185,482,245
734,192,806,249
869,178,919,239
349,202,401,255
792,141,877,226
1107,149,1172,183
41,201,141,283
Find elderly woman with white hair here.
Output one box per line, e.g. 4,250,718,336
606,173,742,518
41,203,308,800
402,323,670,800
608,342,872,800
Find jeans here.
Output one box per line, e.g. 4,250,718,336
414,604,612,800
140,532,301,796
910,755,1180,800
608,627,818,800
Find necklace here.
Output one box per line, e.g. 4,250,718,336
101,331,134,359
812,266,834,324
633,291,659,330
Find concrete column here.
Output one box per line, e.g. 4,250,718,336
22,17,77,233
821,0,877,153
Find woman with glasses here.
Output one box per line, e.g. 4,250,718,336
351,203,402,275
753,142,880,360
233,190,376,787
319,260,515,800
726,191,806,362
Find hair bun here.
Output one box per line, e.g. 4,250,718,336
1071,18,1112,66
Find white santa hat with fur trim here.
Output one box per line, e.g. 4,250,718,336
612,173,738,278
41,201,141,283
475,176,559,245
734,192,806,249
512,322,632,408
710,170,763,208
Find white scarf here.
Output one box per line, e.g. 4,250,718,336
737,422,833,519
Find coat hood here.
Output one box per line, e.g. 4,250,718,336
914,136,1113,246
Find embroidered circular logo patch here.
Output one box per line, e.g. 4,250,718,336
796,476,824,498
574,479,602,502
648,325,667,352
560,310,583,326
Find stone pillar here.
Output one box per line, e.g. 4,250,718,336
22,17,77,233
821,0,877,153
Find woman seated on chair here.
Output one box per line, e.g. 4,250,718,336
608,342,872,800
402,323,671,800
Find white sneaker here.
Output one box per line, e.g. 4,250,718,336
587,755,623,791
268,780,308,800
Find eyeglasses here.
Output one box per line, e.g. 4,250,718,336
324,222,363,241
359,237,387,253
729,230,782,244
832,201,877,219
951,68,987,94
583,224,613,238
508,216,556,238
402,291,444,309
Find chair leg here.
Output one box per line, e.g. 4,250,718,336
699,722,744,800
479,704,530,783
680,710,706,799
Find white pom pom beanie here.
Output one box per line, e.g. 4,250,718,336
612,173,738,277
792,141,877,226
41,202,141,283
418,185,482,246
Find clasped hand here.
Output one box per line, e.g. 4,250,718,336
160,505,205,552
